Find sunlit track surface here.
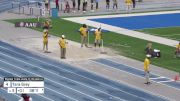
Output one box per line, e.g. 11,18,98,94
0,41,168,101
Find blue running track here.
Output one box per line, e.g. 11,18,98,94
0,41,168,101
90,13,180,30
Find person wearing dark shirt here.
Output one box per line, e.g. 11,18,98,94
78,0,81,10
55,0,59,11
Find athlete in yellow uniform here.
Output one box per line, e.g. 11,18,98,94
58,35,67,59
125,0,133,13
79,24,88,47
43,29,48,52
175,42,180,56
94,28,102,48
144,54,151,84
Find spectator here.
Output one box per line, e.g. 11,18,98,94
132,0,136,9
106,0,110,10
72,0,76,12
55,0,59,11
113,0,118,10
19,94,32,101
79,24,88,47
64,1,70,13
78,0,81,11
44,0,49,11
94,28,102,49
91,0,95,12
82,0,88,12
144,54,151,85
95,0,99,10
125,0,133,13
58,35,67,59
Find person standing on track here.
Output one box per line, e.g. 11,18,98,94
43,29,48,52
58,35,67,59
94,28,102,49
144,54,151,84
79,24,88,47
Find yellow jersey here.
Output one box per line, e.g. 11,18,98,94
79,27,88,37
59,38,66,48
43,32,48,43
95,30,102,40
176,44,180,49
144,58,150,72
125,0,132,5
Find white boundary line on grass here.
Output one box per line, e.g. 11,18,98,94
63,10,180,47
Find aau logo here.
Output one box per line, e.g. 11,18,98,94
15,22,42,28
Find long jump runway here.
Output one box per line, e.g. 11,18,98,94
0,41,168,101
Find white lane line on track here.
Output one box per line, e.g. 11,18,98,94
0,53,101,101
90,60,176,101
0,45,150,101
0,61,126,101
0,47,134,101
157,80,174,83
150,77,166,80
105,58,177,83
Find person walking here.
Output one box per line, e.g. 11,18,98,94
132,0,136,9
44,0,49,11
113,0,118,10
95,0,99,10
106,0,110,10
78,0,81,11
91,0,95,12
79,24,88,47
72,0,76,12
55,0,59,11
125,0,133,13
43,29,48,52
94,28,102,49
82,0,88,12
58,35,67,59
19,94,32,101
144,54,151,84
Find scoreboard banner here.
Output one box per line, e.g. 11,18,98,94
3,77,44,94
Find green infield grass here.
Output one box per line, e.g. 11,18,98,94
6,18,180,72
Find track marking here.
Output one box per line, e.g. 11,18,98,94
0,45,154,101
